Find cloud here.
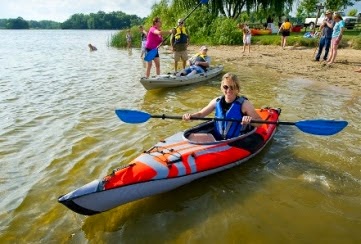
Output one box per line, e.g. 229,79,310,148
0,0,156,22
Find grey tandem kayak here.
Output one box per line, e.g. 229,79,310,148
140,64,224,90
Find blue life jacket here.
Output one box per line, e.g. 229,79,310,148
214,96,247,139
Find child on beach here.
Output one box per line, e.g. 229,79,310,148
238,23,251,53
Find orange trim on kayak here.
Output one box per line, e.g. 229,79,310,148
104,108,279,190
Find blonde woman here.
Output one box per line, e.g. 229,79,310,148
183,73,262,140
238,23,251,53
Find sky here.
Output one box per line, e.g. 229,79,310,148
0,0,157,22
0,0,360,22
290,1,361,15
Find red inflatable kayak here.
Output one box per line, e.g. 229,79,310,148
251,29,272,35
58,108,281,215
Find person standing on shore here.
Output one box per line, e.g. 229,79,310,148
314,10,334,61
278,18,292,49
145,17,173,78
126,30,132,49
171,19,189,73
139,25,148,58
238,23,251,53
326,12,345,65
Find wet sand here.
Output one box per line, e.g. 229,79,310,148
187,45,361,89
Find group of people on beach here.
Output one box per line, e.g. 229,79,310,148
90,12,358,142
313,10,360,72
90,12,359,140
313,10,345,66
140,17,212,79
133,17,259,140
237,10,360,72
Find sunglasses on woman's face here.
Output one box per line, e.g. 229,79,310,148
223,85,235,91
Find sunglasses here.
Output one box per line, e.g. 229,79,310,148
223,85,235,91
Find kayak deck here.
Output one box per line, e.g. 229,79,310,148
58,108,281,215
140,65,224,90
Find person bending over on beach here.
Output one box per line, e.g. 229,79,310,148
176,46,210,77
88,44,97,51
182,73,262,140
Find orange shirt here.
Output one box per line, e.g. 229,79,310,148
282,22,292,30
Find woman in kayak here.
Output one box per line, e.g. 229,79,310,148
183,73,262,140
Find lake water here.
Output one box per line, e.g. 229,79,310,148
0,30,360,243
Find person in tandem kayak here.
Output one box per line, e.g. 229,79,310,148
182,73,262,140
176,46,210,77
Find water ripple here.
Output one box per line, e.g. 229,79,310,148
0,30,360,243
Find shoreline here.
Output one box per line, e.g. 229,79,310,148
186,44,361,90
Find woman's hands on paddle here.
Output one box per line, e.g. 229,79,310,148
183,113,192,121
241,116,252,125
183,113,252,125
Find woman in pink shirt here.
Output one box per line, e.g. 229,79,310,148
145,17,172,78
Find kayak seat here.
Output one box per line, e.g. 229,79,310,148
188,133,216,143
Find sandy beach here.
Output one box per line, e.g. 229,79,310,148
187,44,361,90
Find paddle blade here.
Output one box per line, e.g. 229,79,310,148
295,120,348,136
115,109,151,124
144,48,158,62
200,0,209,3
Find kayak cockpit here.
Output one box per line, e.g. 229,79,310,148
183,121,256,145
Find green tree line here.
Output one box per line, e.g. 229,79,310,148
0,17,60,29
61,11,144,29
0,11,144,30
296,0,360,19
111,0,360,48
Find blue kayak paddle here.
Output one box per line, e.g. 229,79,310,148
144,0,209,62
115,109,348,136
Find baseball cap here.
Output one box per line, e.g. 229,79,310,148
200,46,208,51
178,18,184,24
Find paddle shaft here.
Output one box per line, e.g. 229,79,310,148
115,109,347,135
151,114,293,125
158,1,203,48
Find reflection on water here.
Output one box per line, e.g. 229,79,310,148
0,30,360,243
